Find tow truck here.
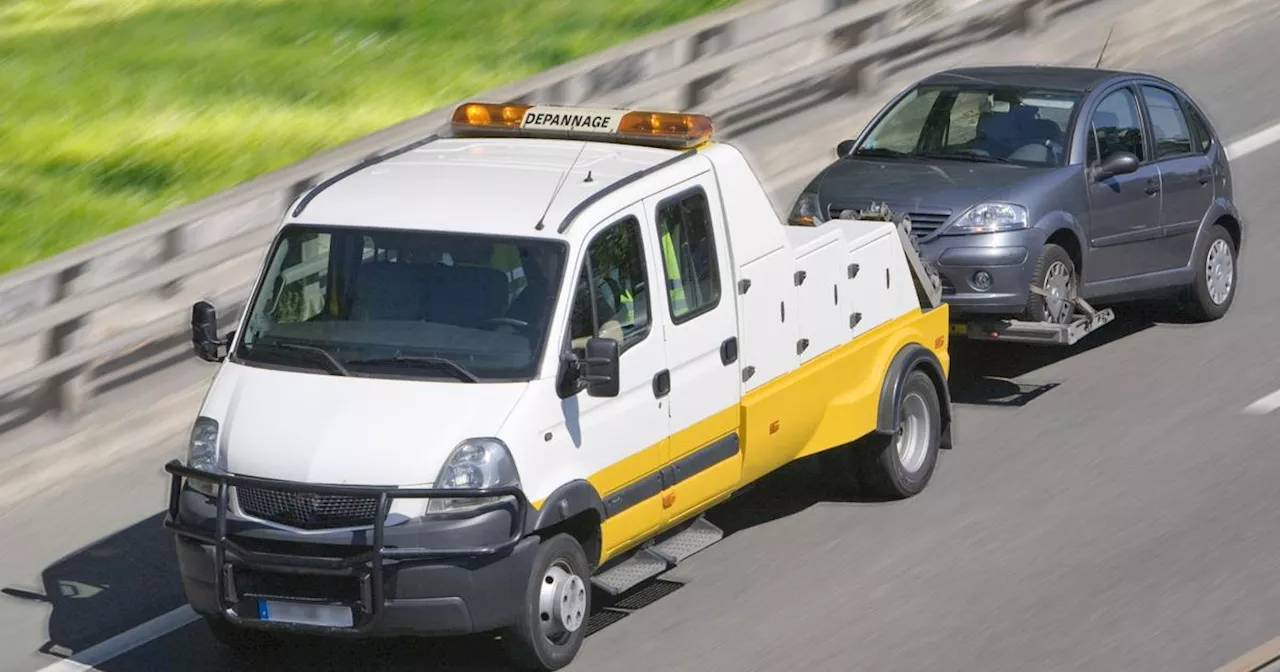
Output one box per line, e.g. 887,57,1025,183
164,101,955,671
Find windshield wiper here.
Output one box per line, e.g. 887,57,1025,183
252,342,350,376
915,150,1012,164
348,354,479,383
852,147,910,159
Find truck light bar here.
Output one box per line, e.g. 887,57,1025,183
450,102,714,150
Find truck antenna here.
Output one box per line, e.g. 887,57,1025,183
535,141,589,231
1094,24,1115,69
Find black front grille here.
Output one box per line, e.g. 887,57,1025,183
237,487,379,529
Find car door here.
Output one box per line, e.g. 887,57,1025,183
556,204,671,558
643,174,743,525
1084,85,1165,282
1139,84,1216,270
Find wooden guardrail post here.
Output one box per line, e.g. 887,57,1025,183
43,261,94,423
157,225,185,299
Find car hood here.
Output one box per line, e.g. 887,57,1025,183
812,157,1037,215
198,362,528,487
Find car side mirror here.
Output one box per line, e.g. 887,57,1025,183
191,300,225,362
1094,151,1139,180
580,337,620,398
836,139,857,158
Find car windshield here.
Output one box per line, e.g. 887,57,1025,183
232,225,567,382
857,83,1082,167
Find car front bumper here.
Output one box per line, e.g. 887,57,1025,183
918,228,1047,316
164,460,535,638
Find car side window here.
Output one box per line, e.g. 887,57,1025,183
568,216,651,353
1089,88,1146,164
1181,100,1214,154
1141,86,1194,159
654,188,721,323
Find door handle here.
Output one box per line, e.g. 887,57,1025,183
653,369,671,399
1197,169,1212,185
720,337,738,365
1144,183,1160,195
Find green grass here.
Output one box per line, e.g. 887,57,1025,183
0,0,740,275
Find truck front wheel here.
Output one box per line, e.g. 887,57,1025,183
853,369,942,498
501,533,592,671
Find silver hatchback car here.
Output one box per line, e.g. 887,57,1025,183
791,65,1245,333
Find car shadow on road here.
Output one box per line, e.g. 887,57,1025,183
944,299,1195,408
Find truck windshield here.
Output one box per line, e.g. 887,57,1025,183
232,224,567,382
857,84,1081,167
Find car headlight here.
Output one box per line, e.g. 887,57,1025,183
426,438,521,514
788,192,825,226
946,202,1029,234
186,417,222,496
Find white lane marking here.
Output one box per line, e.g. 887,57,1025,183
1226,121,1280,160
35,606,198,672
1242,389,1280,416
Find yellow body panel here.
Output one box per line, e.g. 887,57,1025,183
550,305,949,566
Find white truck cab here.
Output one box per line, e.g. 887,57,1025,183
166,102,954,671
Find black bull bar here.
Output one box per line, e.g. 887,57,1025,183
162,459,528,635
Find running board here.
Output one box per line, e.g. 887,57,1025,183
591,517,724,596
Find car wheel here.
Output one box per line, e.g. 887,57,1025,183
1182,223,1237,321
501,533,592,671
844,369,942,499
1023,243,1077,324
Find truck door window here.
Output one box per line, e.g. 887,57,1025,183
654,189,720,323
568,216,651,353
1089,88,1146,164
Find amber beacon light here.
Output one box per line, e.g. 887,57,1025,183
450,102,714,149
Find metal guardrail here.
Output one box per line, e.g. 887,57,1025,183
0,0,1099,430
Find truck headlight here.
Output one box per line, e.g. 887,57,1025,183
186,417,222,496
426,438,521,514
946,202,1029,234
788,192,825,226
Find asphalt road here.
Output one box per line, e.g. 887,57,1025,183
5,1,1280,671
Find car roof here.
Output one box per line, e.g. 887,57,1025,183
920,65,1150,93
284,137,683,243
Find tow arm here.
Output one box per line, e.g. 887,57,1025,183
837,203,1115,346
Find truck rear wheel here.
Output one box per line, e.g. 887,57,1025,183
853,369,942,498
501,533,592,671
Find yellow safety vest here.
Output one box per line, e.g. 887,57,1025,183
660,225,688,315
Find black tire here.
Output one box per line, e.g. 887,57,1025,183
1022,243,1077,324
1181,223,1237,322
501,534,592,671
852,369,942,499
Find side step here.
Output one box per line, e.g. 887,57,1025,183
591,517,724,596
961,289,1115,346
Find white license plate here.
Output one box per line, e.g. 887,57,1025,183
258,600,353,627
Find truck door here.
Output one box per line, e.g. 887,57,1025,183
644,173,743,524
561,205,671,559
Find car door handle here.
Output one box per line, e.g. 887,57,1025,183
653,369,671,399
1197,169,1212,185
1144,183,1161,195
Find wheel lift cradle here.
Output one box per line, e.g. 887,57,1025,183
837,204,1115,347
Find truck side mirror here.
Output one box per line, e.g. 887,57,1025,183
191,300,225,362
836,139,857,158
1094,151,1139,181
580,337,620,398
